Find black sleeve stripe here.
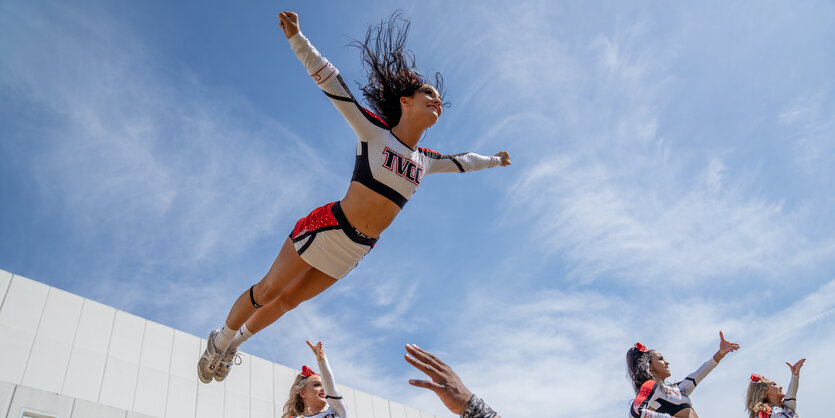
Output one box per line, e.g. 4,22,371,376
685,377,696,384
333,75,389,129
784,398,796,402
420,150,469,159
325,395,343,399
324,91,352,102
418,149,466,172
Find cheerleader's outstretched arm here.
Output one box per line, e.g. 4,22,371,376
307,340,348,418
783,358,805,412
280,12,389,141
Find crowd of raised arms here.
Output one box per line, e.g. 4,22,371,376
193,11,807,418
273,337,804,418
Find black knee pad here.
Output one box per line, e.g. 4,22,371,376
249,285,263,308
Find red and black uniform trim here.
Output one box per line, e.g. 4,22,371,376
290,201,376,254
419,147,466,172
631,380,658,418
324,75,390,129
631,380,693,417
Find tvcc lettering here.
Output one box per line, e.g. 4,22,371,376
381,147,424,185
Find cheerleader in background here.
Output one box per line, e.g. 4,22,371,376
745,359,805,418
627,332,740,417
281,340,348,418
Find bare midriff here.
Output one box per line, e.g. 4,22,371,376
339,181,402,238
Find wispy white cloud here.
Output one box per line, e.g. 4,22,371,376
1,4,339,277
509,151,825,285
778,93,835,175
0,3,354,343
449,5,835,287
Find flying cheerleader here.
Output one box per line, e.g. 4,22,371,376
626,332,740,417
746,359,806,418
197,11,510,383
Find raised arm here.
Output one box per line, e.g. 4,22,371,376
404,344,500,418
307,340,348,418
782,358,804,411
279,12,389,140
679,331,738,395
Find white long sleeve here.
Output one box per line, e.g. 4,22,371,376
318,355,348,418
782,373,799,412
678,357,718,396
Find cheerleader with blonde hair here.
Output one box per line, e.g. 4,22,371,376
745,359,805,418
281,341,347,418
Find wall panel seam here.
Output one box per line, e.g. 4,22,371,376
60,298,87,394
129,318,149,412
0,273,12,309
96,305,119,403
162,329,177,418
20,286,52,386
2,383,17,418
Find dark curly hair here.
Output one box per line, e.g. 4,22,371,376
626,346,656,393
352,11,446,127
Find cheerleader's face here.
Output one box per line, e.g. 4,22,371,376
400,84,443,126
765,381,784,405
650,352,672,380
299,375,328,410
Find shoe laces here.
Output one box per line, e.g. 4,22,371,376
220,349,242,366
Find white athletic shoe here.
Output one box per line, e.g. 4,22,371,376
214,348,241,382
197,330,223,384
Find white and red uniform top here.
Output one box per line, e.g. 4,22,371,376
294,356,348,418
288,32,502,208
629,358,718,418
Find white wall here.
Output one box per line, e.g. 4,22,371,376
0,270,441,418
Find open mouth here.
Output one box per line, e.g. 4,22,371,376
428,104,440,114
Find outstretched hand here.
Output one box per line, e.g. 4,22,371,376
405,344,473,414
494,151,511,166
278,11,300,39
714,331,740,362
306,340,325,362
786,358,805,375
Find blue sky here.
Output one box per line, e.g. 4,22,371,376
2,0,835,416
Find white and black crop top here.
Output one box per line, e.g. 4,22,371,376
288,32,502,208
630,358,718,418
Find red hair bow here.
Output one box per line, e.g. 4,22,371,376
300,365,319,377
635,342,648,352
751,373,763,382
